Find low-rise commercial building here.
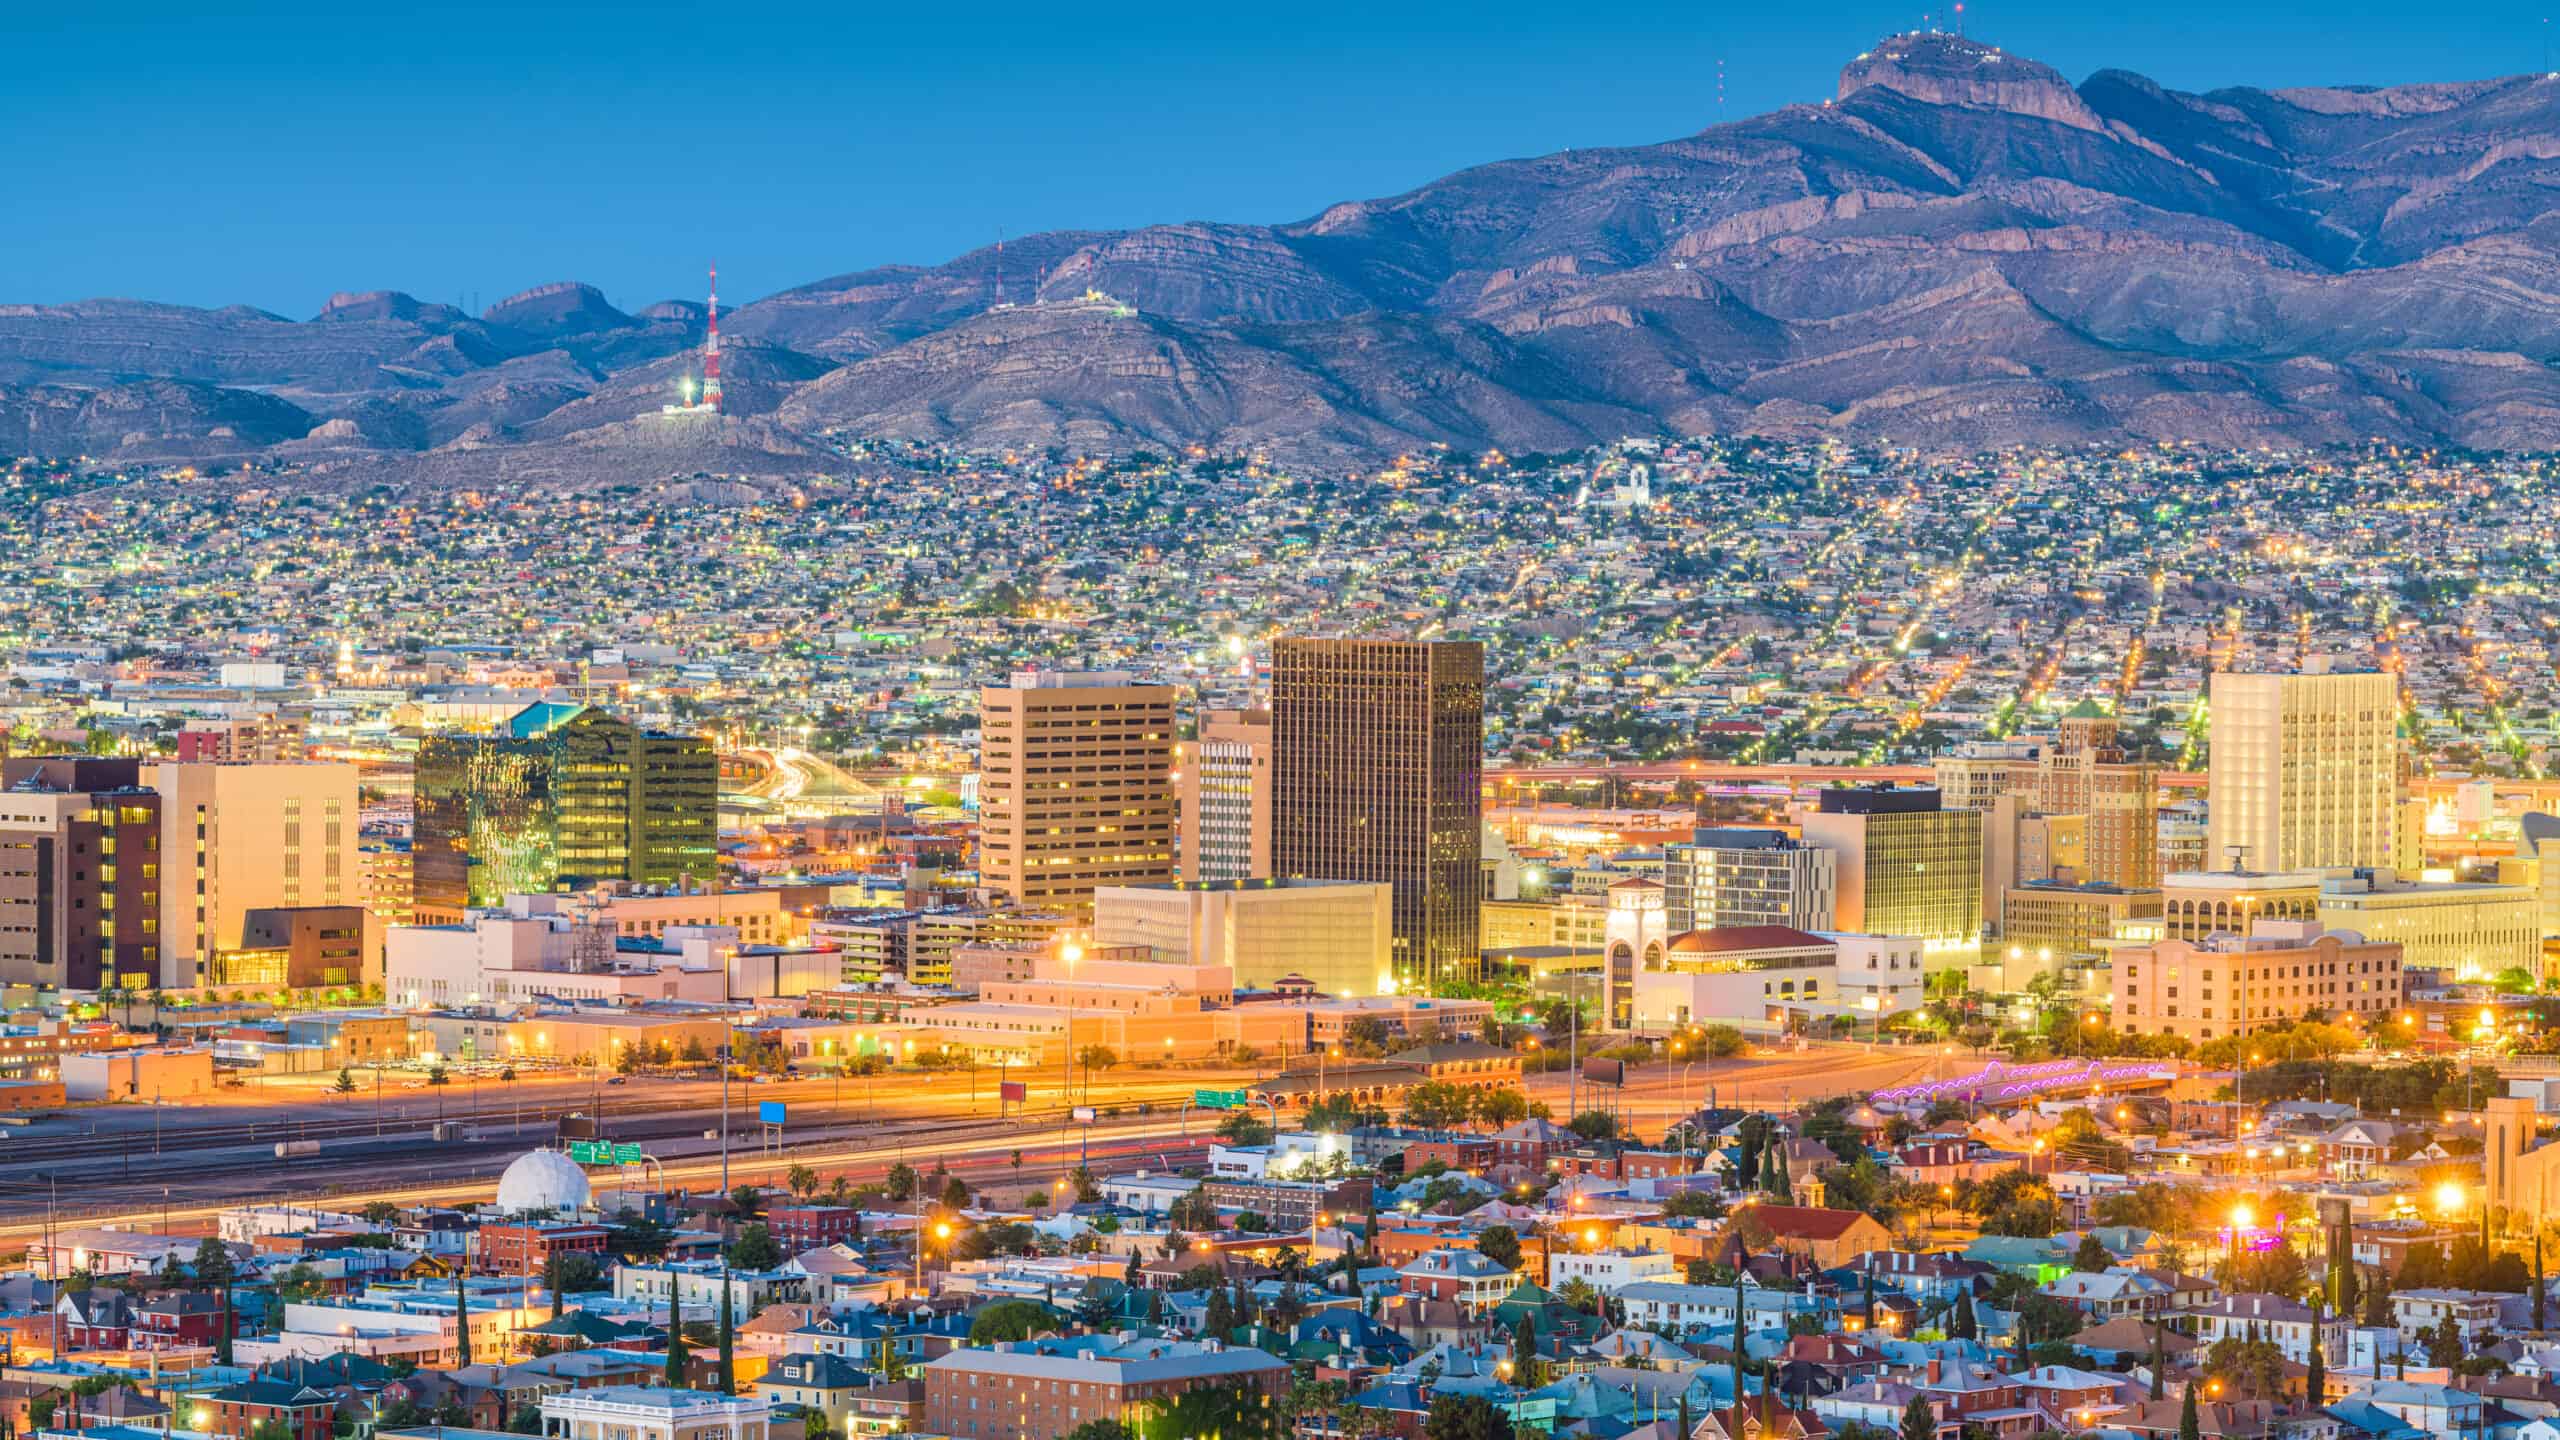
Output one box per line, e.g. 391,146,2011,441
921,1337,1286,1440
2113,921,2403,1043
1091,878,1391,996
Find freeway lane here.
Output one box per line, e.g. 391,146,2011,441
0,1042,1986,1244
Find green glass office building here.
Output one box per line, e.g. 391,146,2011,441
414,704,716,919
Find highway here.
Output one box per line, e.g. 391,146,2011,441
0,1042,1986,1248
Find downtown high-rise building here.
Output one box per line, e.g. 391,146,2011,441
2205,670,2399,873
1661,829,1838,934
977,671,1178,917
1179,708,1271,882
0,758,163,991
1271,637,1483,989
414,704,717,921
151,760,361,987
1799,784,1983,961
1933,704,2157,887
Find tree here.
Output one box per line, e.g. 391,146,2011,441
1215,1110,1274,1147
1306,1093,1384,1133
2219,1238,2309,1299
1476,1226,1522,1272
664,1317,690,1385
728,1185,766,1218
885,1164,919,1202
358,1201,403,1226
2072,1233,2113,1273
1471,1088,1530,1128
273,1263,326,1306
1566,1110,1618,1142
1946,1293,1976,1342
1168,1190,1220,1233
786,1164,820,1199
727,1223,785,1271
609,1210,675,1261
1901,1395,1936,1440
1400,1081,1476,1130
1423,1394,1516,1440
2178,1379,2200,1440
544,1252,604,1313
716,1270,736,1395
448,1259,473,1368
971,1299,1062,1344
2424,1315,2465,1368
332,1067,357,1095
1074,1285,1117,1333
2204,1334,2286,1399
1063,1424,1137,1440
2363,1267,2393,1329
1341,1016,1393,1055
941,1174,973,1210
191,1236,236,1287
1512,1312,1541,1386
506,1405,544,1435
1077,1044,1120,1076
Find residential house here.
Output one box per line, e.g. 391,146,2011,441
2390,1290,2502,1345
1746,1207,1895,1269
198,1380,341,1440
2187,1294,2350,1365
754,1354,870,1433
1395,1250,1516,1313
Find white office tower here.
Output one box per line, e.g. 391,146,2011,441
2204,671,2399,873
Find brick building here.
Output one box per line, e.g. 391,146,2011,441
921,1338,1286,1440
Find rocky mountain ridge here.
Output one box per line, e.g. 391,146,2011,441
16,32,2560,476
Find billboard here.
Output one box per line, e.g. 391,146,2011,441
1581,1058,1627,1086
999,1081,1028,1103
757,1100,788,1125
1072,1105,1097,1123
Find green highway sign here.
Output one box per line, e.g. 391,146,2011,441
613,1142,643,1164
569,1141,646,1165
1194,1088,1248,1110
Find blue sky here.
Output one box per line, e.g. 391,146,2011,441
10,1,2554,315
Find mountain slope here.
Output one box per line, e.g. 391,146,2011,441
15,32,2560,470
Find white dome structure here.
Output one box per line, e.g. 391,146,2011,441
495,1148,593,1215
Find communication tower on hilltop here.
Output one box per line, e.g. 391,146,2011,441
663,265,726,415
702,265,724,413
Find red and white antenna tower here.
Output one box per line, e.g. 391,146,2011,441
703,264,724,413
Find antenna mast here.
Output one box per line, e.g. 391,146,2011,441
703,265,724,414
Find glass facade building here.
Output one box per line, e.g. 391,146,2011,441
1271,637,1483,989
414,705,715,918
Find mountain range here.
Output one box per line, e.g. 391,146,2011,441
17,32,2560,479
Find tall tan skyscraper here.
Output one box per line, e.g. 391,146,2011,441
152,760,362,987
977,670,1177,917
1270,638,1483,989
2205,671,2399,873
1179,708,1272,881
